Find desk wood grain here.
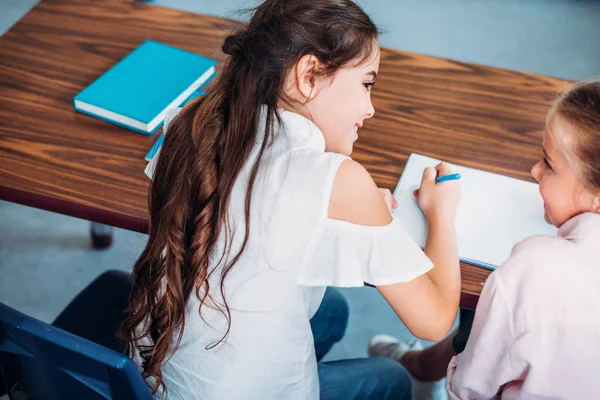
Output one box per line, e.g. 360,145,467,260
0,0,570,309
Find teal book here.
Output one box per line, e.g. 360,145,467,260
73,40,216,135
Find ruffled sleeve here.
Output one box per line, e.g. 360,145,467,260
296,216,433,287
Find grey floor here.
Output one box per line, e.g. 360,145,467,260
1,1,600,399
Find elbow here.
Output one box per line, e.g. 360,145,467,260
412,304,458,342
415,323,450,342
418,325,452,342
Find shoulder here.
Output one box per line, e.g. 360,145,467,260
504,235,570,270
490,234,572,304
328,159,391,226
495,235,569,277
331,159,374,191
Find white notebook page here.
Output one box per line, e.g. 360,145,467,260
393,153,557,269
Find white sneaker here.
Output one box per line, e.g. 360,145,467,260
368,334,423,360
368,335,446,400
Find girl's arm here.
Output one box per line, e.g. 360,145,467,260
329,159,461,341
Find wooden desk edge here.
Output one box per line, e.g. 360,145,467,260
460,291,479,311
0,186,149,234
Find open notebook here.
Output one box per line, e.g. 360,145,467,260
393,153,557,270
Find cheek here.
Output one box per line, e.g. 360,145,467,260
316,86,349,119
538,176,561,216
538,175,557,205
538,180,560,224
327,79,363,108
538,175,579,226
317,89,357,130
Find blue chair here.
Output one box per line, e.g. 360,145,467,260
0,271,153,400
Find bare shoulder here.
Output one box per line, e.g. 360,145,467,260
328,159,391,226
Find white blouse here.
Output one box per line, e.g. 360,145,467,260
139,107,433,400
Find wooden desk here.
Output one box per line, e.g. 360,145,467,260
0,0,569,310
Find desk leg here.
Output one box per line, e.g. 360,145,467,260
90,222,113,249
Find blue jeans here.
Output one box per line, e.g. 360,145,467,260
311,288,411,400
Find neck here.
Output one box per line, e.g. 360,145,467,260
277,97,313,122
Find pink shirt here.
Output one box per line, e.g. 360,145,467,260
447,212,600,399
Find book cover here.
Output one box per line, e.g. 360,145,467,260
73,40,216,135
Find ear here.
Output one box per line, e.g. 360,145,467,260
593,195,600,214
295,54,321,101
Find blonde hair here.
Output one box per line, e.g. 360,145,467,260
546,79,600,191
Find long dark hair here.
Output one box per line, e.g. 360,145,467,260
119,0,379,395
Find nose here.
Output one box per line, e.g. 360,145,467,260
531,161,542,182
366,95,375,119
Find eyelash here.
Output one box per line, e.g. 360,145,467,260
543,157,553,171
363,82,375,91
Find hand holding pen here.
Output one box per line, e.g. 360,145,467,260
412,172,461,197
414,162,462,224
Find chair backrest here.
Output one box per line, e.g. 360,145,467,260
0,302,153,400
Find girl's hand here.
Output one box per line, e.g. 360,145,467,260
415,162,461,225
378,188,398,213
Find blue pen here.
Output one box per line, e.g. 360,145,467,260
435,173,461,183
